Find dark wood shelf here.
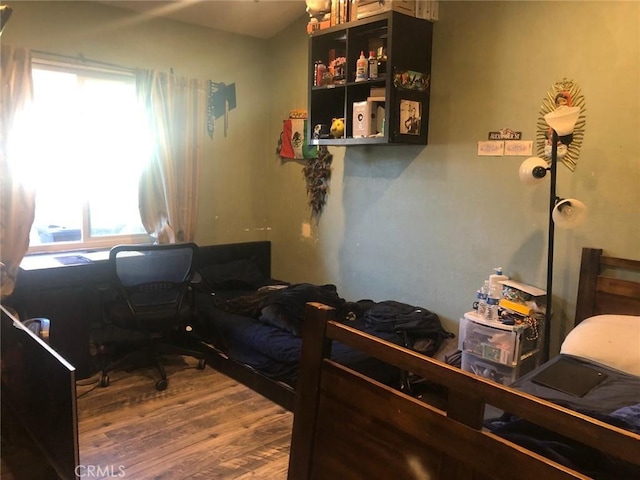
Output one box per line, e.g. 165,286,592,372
307,11,433,146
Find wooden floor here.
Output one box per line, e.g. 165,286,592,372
2,357,293,480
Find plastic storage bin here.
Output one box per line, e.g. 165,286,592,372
458,311,538,366
461,352,517,385
461,351,539,386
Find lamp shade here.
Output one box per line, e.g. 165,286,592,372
519,156,548,185
552,198,587,229
544,106,580,136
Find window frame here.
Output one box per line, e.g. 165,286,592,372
22,59,153,255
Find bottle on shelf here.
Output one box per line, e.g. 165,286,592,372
376,46,387,75
355,51,367,82
476,280,489,318
367,51,378,79
489,267,508,299
314,60,326,87
486,292,500,322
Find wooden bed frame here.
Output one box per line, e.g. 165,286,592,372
288,247,640,479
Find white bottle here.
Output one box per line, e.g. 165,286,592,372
355,51,367,82
367,51,378,79
489,267,508,299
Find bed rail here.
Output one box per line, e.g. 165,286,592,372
289,302,640,480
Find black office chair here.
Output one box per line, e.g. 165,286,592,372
98,242,206,391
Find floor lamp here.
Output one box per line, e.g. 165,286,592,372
519,105,585,362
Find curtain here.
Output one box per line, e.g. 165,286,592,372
0,45,35,298
136,69,205,244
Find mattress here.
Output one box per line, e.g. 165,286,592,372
195,295,404,387
511,354,640,414
485,355,640,479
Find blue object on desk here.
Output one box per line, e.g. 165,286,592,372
37,225,81,243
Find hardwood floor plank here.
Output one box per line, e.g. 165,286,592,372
2,356,292,480
74,358,293,479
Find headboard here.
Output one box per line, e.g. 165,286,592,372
196,241,271,279
574,247,640,325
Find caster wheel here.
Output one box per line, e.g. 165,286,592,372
155,379,168,391
197,358,206,370
100,375,110,388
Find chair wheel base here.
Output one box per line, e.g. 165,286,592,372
155,379,168,391
197,358,206,370
100,375,110,388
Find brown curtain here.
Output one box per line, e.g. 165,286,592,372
136,69,205,244
0,45,35,298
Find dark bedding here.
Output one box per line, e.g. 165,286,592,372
485,355,640,479
507,354,640,414
193,277,452,388
197,301,404,386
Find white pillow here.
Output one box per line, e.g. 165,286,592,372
560,314,640,376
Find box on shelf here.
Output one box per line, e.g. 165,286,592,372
499,279,547,315
353,100,384,137
415,1,439,21
307,11,332,34
370,86,386,98
356,0,416,19
352,101,376,138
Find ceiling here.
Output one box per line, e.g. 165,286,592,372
99,0,308,40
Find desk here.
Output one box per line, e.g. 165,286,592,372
8,252,112,379
8,242,273,380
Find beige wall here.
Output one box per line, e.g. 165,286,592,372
5,1,639,354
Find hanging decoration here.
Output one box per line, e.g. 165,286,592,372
303,145,332,221
207,81,237,138
536,78,586,171
276,118,317,160
276,115,332,221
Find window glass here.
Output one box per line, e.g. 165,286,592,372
8,63,153,252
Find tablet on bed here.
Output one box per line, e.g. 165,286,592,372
531,356,607,397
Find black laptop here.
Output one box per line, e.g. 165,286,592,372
531,356,608,397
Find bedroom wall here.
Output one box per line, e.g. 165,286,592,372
2,0,277,246
266,1,640,354
5,1,638,357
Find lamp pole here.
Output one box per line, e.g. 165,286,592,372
544,130,559,362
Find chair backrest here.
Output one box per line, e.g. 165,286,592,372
109,243,198,327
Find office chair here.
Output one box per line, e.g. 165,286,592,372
98,242,206,391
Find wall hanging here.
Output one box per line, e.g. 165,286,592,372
207,81,236,138
536,78,586,171
277,116,332,221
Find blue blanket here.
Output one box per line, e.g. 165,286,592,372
486,403,640,479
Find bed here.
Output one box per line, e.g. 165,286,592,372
192,241,452,411
288,247,640,479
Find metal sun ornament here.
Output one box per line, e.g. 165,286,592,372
536,79,586,172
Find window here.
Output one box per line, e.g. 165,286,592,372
8,61,153,253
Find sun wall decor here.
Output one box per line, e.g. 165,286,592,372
536,78,586,172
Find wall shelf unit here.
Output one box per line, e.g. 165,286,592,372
307,11,434,146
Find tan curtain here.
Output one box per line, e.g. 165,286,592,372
136,69,205,244
0,45,35,298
